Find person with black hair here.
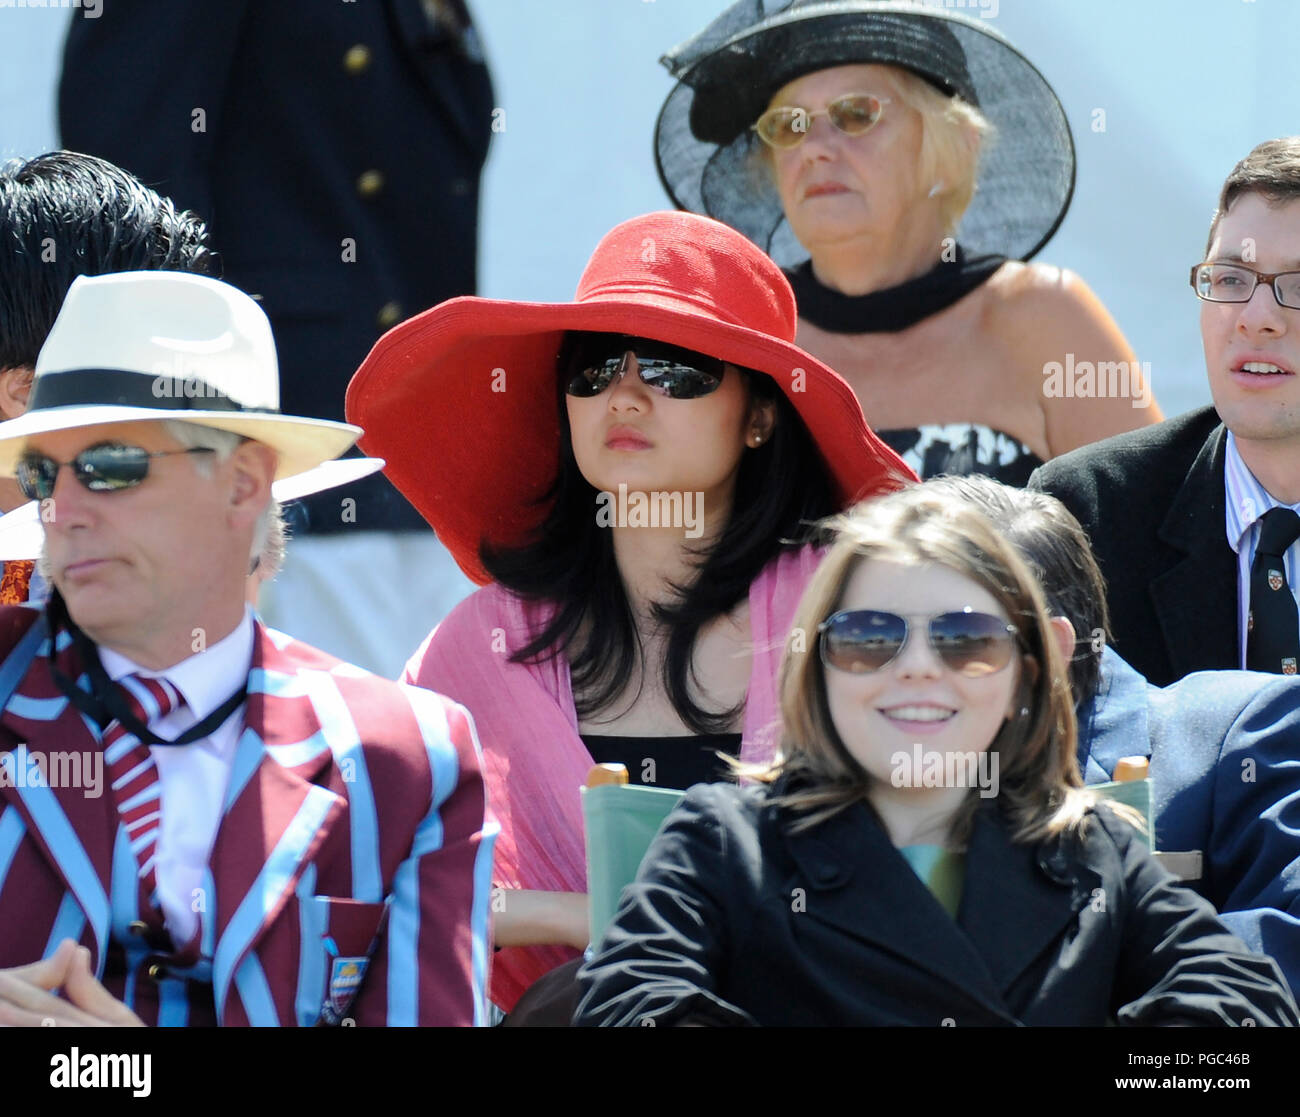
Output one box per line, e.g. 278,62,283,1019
346,209,913,1013
0,150,216,604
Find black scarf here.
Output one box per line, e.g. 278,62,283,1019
785,245,1007,334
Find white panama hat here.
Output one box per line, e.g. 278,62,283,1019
0,270,361,476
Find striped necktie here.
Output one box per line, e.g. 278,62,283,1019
104,675,186,904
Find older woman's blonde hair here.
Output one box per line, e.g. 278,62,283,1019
746,485,1091,845
889,68,993,236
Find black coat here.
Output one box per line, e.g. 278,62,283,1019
59,0,494,533
1028,407,1235,687
574,781,1298,1026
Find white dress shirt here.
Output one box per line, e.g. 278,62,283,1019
99,608,254,943
1223,432,1300,669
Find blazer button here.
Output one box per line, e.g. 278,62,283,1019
342,44,372,74
145,962,166,981
376,301,403,329
127,920,149,937
357,170,385,198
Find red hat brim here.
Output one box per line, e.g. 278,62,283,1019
347,292,915,585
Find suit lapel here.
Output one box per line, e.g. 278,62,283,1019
957,807,1097,995
781,801,1016,1020
1151,423,1238,677
209,623,348,1022
0,621,114,965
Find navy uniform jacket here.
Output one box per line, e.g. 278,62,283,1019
575,780,1297,1026
59,1,494,533
1080,647,1300,998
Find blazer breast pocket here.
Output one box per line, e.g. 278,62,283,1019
296,895,390,1027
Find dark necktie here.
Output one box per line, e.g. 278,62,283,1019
1247,507,1300,674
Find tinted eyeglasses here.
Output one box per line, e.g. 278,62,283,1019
752,93,891,150
17,443,217,501
563,335,726,400
818,608,1020,678
1189,262,1300,310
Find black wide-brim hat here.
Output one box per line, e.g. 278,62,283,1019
656,0,1076,268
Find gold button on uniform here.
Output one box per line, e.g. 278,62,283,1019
127,920,149,936
343,44,372,74
357,170,385,198
146,963,165,980
376,302,403,329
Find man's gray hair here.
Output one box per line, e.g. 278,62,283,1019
161,419,286,575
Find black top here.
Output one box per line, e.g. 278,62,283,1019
581,733,742,791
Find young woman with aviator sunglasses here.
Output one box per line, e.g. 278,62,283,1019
345,210,912,1015
574,486,1298,1026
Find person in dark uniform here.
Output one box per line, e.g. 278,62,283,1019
59,0,495,674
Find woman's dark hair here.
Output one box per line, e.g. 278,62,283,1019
0,151,217,372
481,331,839,733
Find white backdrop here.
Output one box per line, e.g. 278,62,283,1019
5,0,1299,418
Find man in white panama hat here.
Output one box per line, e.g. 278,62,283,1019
0,271,495,1027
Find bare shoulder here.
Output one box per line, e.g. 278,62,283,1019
980,261,1108,333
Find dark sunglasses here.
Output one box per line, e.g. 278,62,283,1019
563,334,726,400
818,608,1020,678
17,443,217,501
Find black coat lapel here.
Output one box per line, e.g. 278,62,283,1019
957,807,1098,994
1150,424,1237,678
780,801,1017,1020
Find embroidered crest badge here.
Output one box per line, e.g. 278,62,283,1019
320,957,369,1025
1283,658,1297,676
1269,569,1285,592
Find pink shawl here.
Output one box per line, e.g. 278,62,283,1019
404,544,824,1011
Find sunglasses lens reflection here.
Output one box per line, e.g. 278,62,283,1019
821,610,907,673
928,612,1016,676
820,610,1015,677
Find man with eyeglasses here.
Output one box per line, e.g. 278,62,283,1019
1031,137,1300,687
0,271,495,1026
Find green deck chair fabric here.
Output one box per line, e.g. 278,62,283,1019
582,782,686,948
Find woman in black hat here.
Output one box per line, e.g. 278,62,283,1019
656,0,1162,484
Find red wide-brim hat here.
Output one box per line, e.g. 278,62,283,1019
346,211,915,585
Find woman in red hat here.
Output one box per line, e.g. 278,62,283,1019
346,209,914,1013
655,0,1162,484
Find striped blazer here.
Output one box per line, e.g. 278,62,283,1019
0,605,495,1026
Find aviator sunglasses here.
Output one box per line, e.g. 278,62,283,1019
818,608,1020,678
752,93,891,150
17,443,217,501
563,334,727,400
